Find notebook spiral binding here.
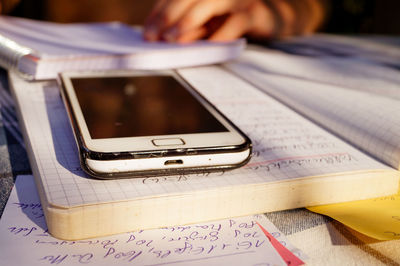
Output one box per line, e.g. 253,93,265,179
0,34,34,80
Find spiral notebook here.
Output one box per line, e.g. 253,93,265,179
0,16,245,80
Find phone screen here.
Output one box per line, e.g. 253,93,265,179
71,75,228,139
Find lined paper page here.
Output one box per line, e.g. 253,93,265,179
226,60,400,169
9,67,391,208
234,49,400,100
269,34,400,72
0,175,299,266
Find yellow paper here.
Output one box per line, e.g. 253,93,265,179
307,186,400,240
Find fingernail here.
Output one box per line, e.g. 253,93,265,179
163,27,179,42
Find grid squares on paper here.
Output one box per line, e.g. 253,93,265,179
10,66,395,209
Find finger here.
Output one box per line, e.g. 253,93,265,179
208,12,251,42
164,14,229,43
157,0,198,28
144,0,198,41
144,0,169,41
302,0,325,34
173,27,208,43
264,0,296,38
171,15,229,43
163,0,243,41
246,0,276,39
145,0,169,24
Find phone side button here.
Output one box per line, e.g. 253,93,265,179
152,138,185,146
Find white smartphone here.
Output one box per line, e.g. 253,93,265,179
58,70,251,179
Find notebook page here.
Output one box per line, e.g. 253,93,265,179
0,175,292,266
226,61,400,169
0,16,242,57
269,34,400,71
234,49,400,100
0,16,245,79
9,67,392,208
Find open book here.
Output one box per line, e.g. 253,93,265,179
226,48,400,169
0,16,244,80
8,47,400,240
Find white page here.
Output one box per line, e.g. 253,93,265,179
0,16,243,57
226,61,400,169
0,175,290,266
269,34,400,70
0,16,245,80
9,67,392,208
234,49,400,100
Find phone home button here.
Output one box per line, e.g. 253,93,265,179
152,138,185,146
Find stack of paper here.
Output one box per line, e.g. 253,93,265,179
0,16,244,80
9,66,399,240
0,175,306,266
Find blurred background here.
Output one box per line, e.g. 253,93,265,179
4,0,400,35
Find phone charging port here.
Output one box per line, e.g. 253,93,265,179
164,159,183,166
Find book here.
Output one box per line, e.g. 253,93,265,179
8,57,400,240
0,16,245,80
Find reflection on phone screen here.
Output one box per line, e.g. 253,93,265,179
71,75,228,139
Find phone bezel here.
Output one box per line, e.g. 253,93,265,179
60,70,248,153
59,70,252,178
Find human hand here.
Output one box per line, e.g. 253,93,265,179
143,0,325,43
144,0,275,43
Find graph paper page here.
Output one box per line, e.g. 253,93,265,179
226,59,400,169
9,67,391,208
